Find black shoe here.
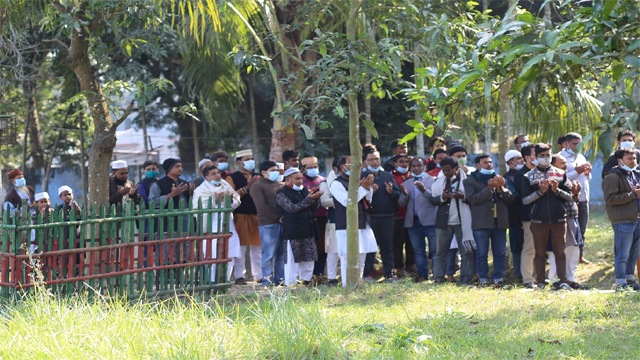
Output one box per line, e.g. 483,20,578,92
570,282,590,290
536,283,546,290
523,282,534,289
478,281,491,288
327,279,339,286
552,281,573,291
302,280,312,287
626,281,640,291
493,281,506,289
235,277,247,285
434,279,445,285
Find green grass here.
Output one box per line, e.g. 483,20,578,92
1,211,639,359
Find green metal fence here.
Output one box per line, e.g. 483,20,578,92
0,196,233,299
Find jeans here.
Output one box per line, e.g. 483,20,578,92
364,215,395,278
259,223,285,285
612,219,640,285
406,218,437,279
446,249,458,275
473,219,507,283
434,225,474,284
393,218,415,269
508,226,523,279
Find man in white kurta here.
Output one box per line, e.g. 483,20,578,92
192,165,242,282
329,156,379,287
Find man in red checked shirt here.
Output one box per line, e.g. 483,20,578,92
392,154,416,276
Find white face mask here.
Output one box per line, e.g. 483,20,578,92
620,141,635,149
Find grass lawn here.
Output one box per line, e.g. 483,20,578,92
1,211,639,359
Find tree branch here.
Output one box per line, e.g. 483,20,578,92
42,39,70,52
114,100,135,127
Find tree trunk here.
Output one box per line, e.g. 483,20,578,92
22,80,45,168
67,25,128,207
364,79,372,144
414,56,425,157
249,72,259,160
345,0,363,286
192,117,201,175
141,105,149,159
79,112,88,207
43,105,72,192
497,0,517,168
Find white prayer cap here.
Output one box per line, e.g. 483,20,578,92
283,167,300,178
236,149,253,158
111,160,128,169
35,192,49,201
198,158,212,168
276,162,285,170
58,186,73,196
504,150,522,163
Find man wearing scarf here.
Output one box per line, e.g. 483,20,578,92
3,169,35,213
192,165,242,283
463,154,514,287
300,156,329,283
108,160,140,208
276,167,323,286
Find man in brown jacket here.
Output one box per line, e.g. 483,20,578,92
602,148,640,291
464,154,514,287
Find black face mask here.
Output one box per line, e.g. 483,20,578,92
114,177,127,186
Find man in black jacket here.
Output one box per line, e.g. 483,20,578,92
504,150,525,282
514,144,536,288
602,129,640,178
362,147,401,282
522,144,574,290
275,167,323,286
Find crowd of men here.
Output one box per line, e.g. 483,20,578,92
5,130,640,291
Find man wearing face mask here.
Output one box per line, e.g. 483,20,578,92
226,149,263,285
194,158,214,188
300,157,329,284
398,157,438,282
251,161,285,286
391,154,416,277
504,150,525,282
514,144,537,288
362,148,401,282
448,144,475,175
430,157,477,285
427,149,448,177
602,130,640,178
603,147,640,291
329,155,379,286
522,143,575,290
3,169,35,213
276,167,323,286
282,149,300,170
514,135,531,151
464,155,514,287
559,132,592,264
192,165,242,283
137,160,160,206
210,151,231,179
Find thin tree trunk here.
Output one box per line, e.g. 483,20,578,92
141,105,149,159
497,0,517,168
21,113,28,172
79,112,88,207
43,105,73,192
192,117,200,175
364,78,372,144
249,72,259,160
23,81,45,168
345,0,363,286
414,56,424,157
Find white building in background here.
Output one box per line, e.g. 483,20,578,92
112,126,180,168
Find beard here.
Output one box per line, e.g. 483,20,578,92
17,186,30,198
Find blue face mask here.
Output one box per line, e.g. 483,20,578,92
367,166,382,173
566,148,576,156
412,171,425,178
217,162,229,171
268,171,280,182
145,170,159,179
480,168,495,175
209,179,221,186
306,168,319,178
436,163,441,168
243,160,255,171
515,164,524,170
292,184,303,191
15,178,26,187
396,166,409,174
344,169,351,176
